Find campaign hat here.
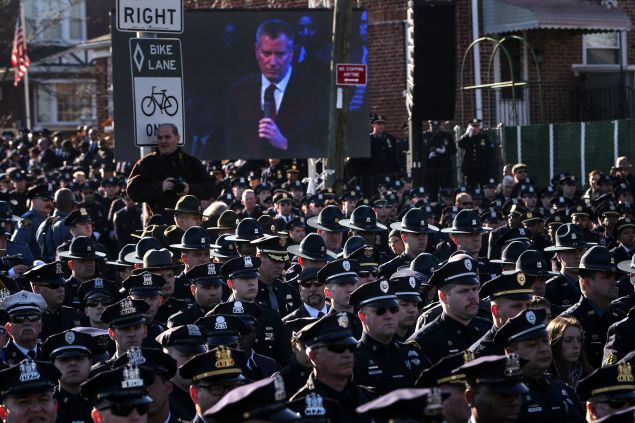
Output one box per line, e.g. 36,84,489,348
441,209,489,234
515,250,556,277
106,244,136,268
543,223,595,252
576,245,618,273
306,205,346,232
225,218,264,242
409,253,439,277
491,240,529,265
58,236,107,260
179,346,247,386
342,236,368,258
389,208,439,234
169,226,217,250
339,205,387,232
26,183,54,200
165,195,203,215
131,248,180,274
288,233,336,262
208,210,240,231
155,324,206,355
210,234,240,259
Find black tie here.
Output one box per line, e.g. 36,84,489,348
317,311,325,318
264,84,277,121
267,285,279,312
27,350,36,360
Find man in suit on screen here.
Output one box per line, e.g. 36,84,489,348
225,18,328,159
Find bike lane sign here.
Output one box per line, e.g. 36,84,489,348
130,37,184,146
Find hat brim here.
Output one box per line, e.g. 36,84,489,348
131,264,181,274
617,260,635,273
226,270,259,280
172,343,207,355
389,222,439,234
440,227,490,234
361,298,400,309
573,264,619,273
306,216,347,232
488,381,529,395
339,219,387,232
108,316,146,329
58,251,107,260
225,234,261,242
105,260,133,268
287,245,337,262
123,251,144,264
168,243,218,250
543,242,595,252
210,250,239,259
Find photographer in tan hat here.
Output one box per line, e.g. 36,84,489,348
614,156,635,193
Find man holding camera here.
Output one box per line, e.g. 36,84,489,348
127,123,215,221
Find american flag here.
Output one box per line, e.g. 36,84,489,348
11,16,30,87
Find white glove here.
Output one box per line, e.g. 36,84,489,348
428,152,437,160
464,126,474,137
435,146,446,154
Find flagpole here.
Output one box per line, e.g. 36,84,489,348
19,1,31,130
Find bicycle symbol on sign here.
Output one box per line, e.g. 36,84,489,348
141,86,179,116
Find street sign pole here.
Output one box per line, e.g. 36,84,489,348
137,31,156,159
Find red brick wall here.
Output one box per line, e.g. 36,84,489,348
95,58,109,126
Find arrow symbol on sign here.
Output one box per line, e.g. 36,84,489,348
133,42,145,72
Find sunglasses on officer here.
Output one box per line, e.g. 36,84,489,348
369,306,400,316
10,314,41,324
358,270,378,278
107,403,149,417
41,283,64,290
316,343,356,354
86,300,113,308
299,280,324,289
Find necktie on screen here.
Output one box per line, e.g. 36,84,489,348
264,84,277,121
267,284,279,311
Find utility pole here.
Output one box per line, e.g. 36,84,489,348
325,0,353,195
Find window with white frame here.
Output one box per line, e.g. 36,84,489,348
583,32,620,65
35,81,95,125
23,0,86,45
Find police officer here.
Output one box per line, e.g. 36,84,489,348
121,271,167,349
204,375,301,422
0,200,34,268
95,298,150,370
0,358,60,423
423,120,457,201
155,324,207,422
6,168,29,216
561,246,621,368
458,118,496,187
407,254,491,364
389,268,427,342
544,224,594,307
349,279,427,394
252,234,301,317
23,261,89,340
494,309,585,423
379,208,439,279
81,363,154,422
456,354,529,423
291,313,373,422
469,270,533,357
179,346,248,423
113,347,182,423
58,236,108,309
356,387,446,422
0,290,47,365
306,204,347,254
168,263,225,327
169,225,216,303
41,329,94,423
77,277,121,330
11,183,54,261
576,362,635,421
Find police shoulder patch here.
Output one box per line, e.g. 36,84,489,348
20,218,32,228
605,352,618,366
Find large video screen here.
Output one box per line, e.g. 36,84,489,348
112,9,369,162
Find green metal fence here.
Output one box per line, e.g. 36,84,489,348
503,119,635,188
